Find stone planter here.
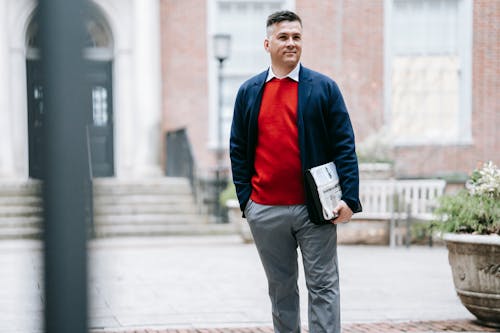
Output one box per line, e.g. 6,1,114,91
226,199,253,243
444,233,500,327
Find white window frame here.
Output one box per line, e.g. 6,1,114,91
206,0,295,151
384,0,473,146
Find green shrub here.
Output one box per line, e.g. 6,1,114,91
219,181,237,206
430,161,500,235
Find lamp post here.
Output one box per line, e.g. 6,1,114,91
213,33,231,222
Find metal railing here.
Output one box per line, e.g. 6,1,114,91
85,126,94,238
165,128,204,213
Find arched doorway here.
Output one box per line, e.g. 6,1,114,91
26,6,114,179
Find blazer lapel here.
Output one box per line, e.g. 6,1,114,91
298,65,313,119
297,65,313,167
248,70,267,148
250,70,267,111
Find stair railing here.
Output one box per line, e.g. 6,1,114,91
85,126,95,238
165,128,204,213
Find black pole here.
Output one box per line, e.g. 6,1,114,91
40,0,88,332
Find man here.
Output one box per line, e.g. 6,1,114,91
229,10,362,333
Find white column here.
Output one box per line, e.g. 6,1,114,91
132,0,162,177
10,50,29,179
0,0,15,178
114,50,135,178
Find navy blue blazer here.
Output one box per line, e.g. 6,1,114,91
230,65,362,219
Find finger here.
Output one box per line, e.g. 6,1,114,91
333,214,349,224
331,213,344,224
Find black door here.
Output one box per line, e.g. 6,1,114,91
27,60,114,178
85,61,114,177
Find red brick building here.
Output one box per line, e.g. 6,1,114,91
160,0,499,181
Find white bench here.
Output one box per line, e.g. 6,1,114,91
352,179,446,246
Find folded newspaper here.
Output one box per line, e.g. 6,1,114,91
307,162,342,220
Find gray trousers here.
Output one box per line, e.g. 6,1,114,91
245,199,340,333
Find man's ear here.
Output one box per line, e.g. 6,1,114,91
264,38,270,53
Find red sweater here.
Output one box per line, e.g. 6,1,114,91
250,77,305,205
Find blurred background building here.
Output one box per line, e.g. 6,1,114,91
162,0,498,179
0,0,498,238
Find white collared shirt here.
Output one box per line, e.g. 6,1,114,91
266,63,301,82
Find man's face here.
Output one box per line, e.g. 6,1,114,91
265,20,302,71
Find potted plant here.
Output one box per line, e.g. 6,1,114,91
430,161,499,327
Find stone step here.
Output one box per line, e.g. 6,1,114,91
0,178,190,195
93,187,192,196
94,213,207,225
0,206,43,217
0,220,238,239
0,177,211,239
94,223,237,238
94,202,198,216
0,180,42,196
94,194,195,206
93,178,192,195
0,216,43,227
0,180,44,240
0,196,42,206
0,226,43,240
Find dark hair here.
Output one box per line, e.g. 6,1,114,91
266,10,302,28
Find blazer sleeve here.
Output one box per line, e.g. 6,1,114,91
229,86,252,213
326,82,362,213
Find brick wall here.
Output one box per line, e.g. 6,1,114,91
160,0,499,179
297,0,384,142
297,0,499,178
160,0,214,171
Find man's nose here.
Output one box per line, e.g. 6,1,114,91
285,37,295,47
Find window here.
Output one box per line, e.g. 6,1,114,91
92,86,109,127
386,0,472,145
210,0,292,149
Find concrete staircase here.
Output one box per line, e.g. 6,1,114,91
93,178,235,237
0,180,43,239
0,178,235,239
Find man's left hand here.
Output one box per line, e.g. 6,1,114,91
331,200,353,224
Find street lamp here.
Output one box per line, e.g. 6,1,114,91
213,33,231,222
214,33,231,64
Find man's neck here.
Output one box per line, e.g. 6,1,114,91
271,64,296,78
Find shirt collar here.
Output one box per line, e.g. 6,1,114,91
266,63,300,82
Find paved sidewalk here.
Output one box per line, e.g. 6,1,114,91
1,235,494,333
91,319,499,333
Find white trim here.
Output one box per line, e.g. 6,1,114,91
131,0,163,176
383,0,392,130
458,0,473,144
8,0,38,179
0,0,13,177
